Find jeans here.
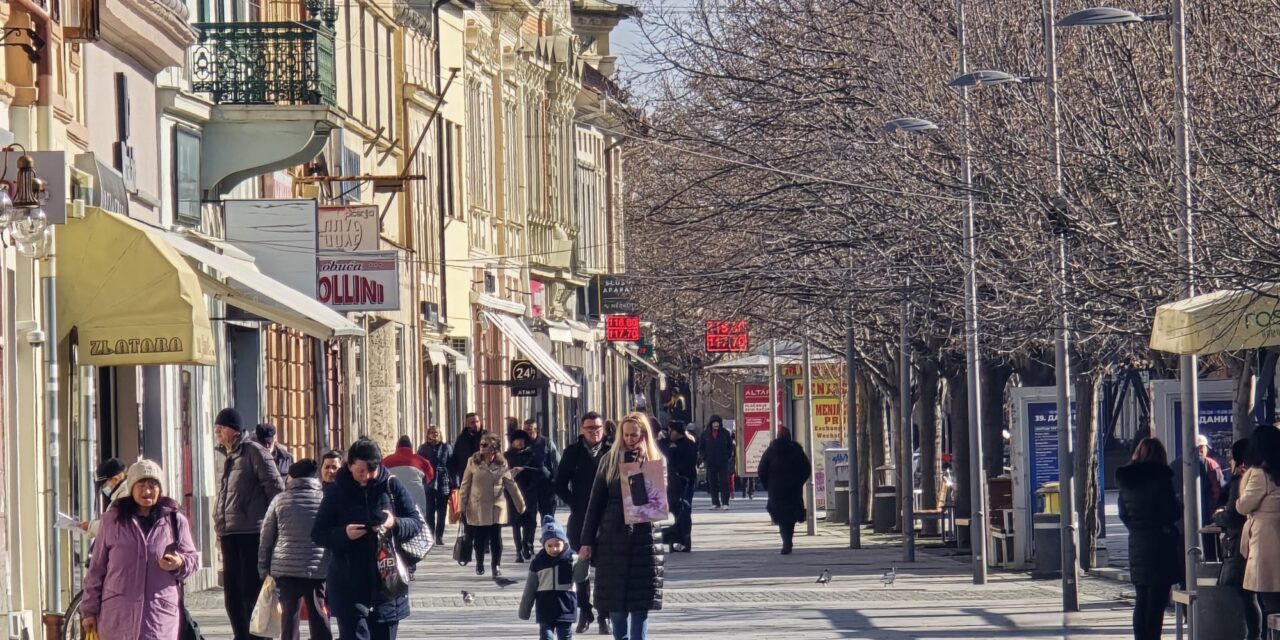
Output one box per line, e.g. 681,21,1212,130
336,616,398,640
539,621,573,640
276,577,333,640
1132,583,1172,640
511,510,537,559
426,491,450,543
706,467,730,507
471,524,503,568
667,476,692,549
608,610,649,640
221,534,269,640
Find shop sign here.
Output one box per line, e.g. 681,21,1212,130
705,320,749,353
741,384,782,477
511,359,541,397
318,205,379,251
317,250,400,311
781,364,802,378
793,378,845,398
605,315,641,342
596,275,638,314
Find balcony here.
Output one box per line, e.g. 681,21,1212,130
191,21,336,106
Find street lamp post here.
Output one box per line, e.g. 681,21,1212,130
1058,4,1200,622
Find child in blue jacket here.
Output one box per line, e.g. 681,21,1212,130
519,516,588,639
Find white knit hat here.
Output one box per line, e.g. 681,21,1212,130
124,458,165,497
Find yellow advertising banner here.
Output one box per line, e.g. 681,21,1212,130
793,378,846,398
813,397,847,443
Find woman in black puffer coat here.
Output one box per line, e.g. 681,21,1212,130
312,439,425,640
580,412,665,640
758,427,811,555
1117,437,1183,640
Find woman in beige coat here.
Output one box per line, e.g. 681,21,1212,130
460,433,526,577
1239,425,1280,618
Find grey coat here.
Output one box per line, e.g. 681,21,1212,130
259,477,328,580
216,431,286,537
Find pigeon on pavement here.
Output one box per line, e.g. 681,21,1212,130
461,590,475,605
881,567,897,587
815,569,832,586
494,576,520,589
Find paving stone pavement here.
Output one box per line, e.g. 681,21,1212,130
189,495,1149,638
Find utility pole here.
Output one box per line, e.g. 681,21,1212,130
803,334,817,536
900,295,914,562
847,314,861,549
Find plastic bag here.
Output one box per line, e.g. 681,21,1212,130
249,575,282,637
377,530,411,599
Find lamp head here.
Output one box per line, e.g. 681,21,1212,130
883,118,939,135
1056,7,1161,27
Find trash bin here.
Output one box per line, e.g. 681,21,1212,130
1032,512,1061,578
829,481,850,525
873,486,897,533
1037,482,1061,514
1196,561,1245,640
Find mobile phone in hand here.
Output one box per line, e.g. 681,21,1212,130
628,473,649,506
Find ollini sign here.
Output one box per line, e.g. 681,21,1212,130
705,320,749,353
605,315,641,342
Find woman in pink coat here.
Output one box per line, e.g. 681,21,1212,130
82,459,200,639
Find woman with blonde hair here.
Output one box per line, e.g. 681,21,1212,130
580,412,666,640
460,432,526,577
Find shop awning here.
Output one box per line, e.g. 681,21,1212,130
1151,285,1280,355
482,311,579,397
544,319,573,344
426,342,470,372
163,232,363,340
57,207,217,366
615,343,667,390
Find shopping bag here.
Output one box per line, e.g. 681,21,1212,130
452,522,472,565
377,530,411,599
621,459,669,525
249,576,282,637
447,489,462,524
84,631,99,640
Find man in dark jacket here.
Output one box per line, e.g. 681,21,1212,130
555,411,611,635
255,423,295,478
215,408,286,640
523,418,560,519
417,425,455,544
259,459,332,640
758,427,811,554
698,415,735,510
660,422,698,552
451,412,487,479
312,439,425,640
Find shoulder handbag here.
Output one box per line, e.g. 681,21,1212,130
167,512,207,640
452,522,472,565
386,478,434,561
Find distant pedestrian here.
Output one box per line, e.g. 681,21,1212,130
508,430,543,562
312,438,425,640
659,422,697,552
1117,437,1182,640
256,423,295,478
518,516,582,640
259,459,332,640
81,459,199,640
453,412,488,479
555,411,612,635
215,407,285,640
79,457,129,538
579,412,665,640
1213,438,1260,640
320,450,343,486
1239,424,1280,620
384,435,436,518
1174,434,1226,561
418,426,456,544
524,418,561,519
698,415,735,510
460,432,526,577
757,426,811,555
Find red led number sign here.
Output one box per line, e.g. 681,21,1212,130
606,315,641,342
706,320,749,353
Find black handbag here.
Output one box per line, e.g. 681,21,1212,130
386,478,434,561
1219,553,1246,587
452,522,472,565
167,512,206,640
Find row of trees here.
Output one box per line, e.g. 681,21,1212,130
618,0,1280,565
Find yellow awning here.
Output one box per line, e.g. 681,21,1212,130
57,207,216,366
1150,285,1280,355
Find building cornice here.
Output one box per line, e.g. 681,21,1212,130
100,0,196,74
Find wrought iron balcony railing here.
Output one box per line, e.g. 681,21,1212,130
190,21,336,106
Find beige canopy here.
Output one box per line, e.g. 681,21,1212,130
1150,285,1280,355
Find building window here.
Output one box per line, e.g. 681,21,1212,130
174,128,201,227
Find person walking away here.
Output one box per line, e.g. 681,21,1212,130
259,459,332,640
1117,437,1183,640
556,411,612,635
698,415,734,510
508,430,543,562
524,418,561,519
256,423,295,478
1238,424,1280,620
81,459,200,640
453,413,488,479
659,422,697,552
79,457,129,538
320,450,343,486
519,516,583,640
460,432,526,577
418,426,456,544
757,426,812,555
579,412,665,640
312,438,425,640
1214,438,1260,640
384,435,436,518
215,407,286,640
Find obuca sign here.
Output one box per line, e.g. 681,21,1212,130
316,250,400,312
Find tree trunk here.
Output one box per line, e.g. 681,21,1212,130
856,371,879,522
981,362,1014,480
1074,373,1100,571
946,367,970,547
919,353,941,535
1231,352,1255,442
867,370,888,519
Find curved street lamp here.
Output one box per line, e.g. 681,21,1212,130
1056,6,1169,27
948,70,1040,88
883,117,939,134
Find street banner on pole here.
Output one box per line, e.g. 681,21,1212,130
740,383,781,478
